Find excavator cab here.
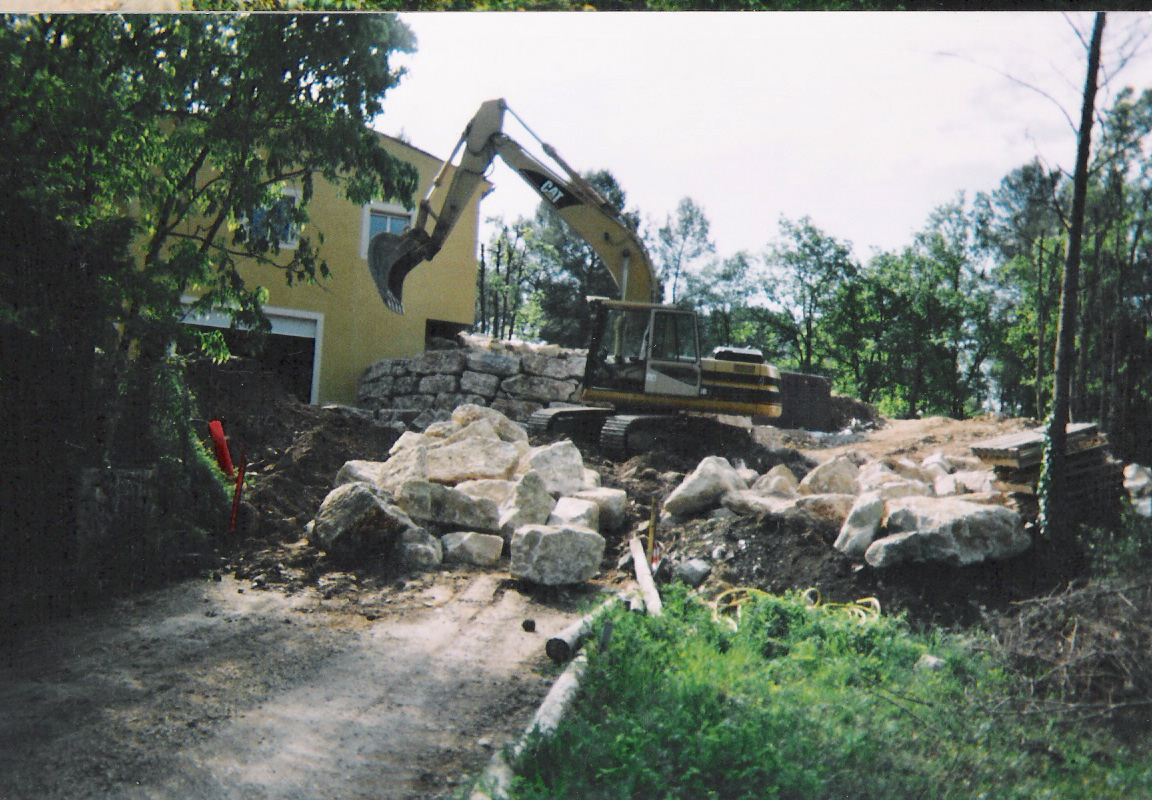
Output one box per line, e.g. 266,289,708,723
584,298,702,405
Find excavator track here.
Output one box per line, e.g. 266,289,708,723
527,406,615,442
599,414,671,461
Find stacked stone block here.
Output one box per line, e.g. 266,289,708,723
357,335,587,430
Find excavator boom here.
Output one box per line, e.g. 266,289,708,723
368,99,658,312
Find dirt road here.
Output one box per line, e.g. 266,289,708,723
0,569,592,799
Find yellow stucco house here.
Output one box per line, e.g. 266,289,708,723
183,131,486,405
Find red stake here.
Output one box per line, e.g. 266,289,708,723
207,420,235,478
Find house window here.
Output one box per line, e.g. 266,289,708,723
360,202,412,259
241,188,300,251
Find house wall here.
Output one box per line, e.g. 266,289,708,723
189,132,484,405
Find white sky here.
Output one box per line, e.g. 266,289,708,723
375,12,1152,263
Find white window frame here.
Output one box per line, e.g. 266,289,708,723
180,295,324,404
360,201,413,260
240,187,301,252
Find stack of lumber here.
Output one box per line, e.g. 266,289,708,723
970,422,1124,527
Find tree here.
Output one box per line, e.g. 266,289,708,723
763,216,857,373
653,197,714,304
682,251,760,351
477,218,542,341
0,14,419,604
1043,11,1106,543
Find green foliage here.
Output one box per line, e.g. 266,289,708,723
1083,506,1152,577
510,586,1151,799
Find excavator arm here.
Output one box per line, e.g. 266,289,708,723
369,98,659,313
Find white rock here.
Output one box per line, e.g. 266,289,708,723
721,490,795,517
834,491,885,559
880,456,934,485
664,456,748,516
450,404,529,443
572,488,628,532
441,532,504,566
423,420,462,439
875,479,934,500
424,438,522,485
334,460,384,488
582,468,602,490
522,440,586,497
736,466,760,486
920,451,953,475
865,496,1030,568
510,524,606,585
395,480,500,533
377,444,429,494
797,456,859,496
309,482,418,563
388,431,426,456
549,497,600,531
856,461,904,491
454,479,516,507
750,464,799,497
794,493,856,526
399,528,442,570
498,471,557,537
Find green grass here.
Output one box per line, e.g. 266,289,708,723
508,586,1152,799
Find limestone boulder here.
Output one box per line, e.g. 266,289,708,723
750,464,798,497
498,470,557,537
834,491,885,559
510,524,606,585
455,479,516,507
451,404,529,443
797,456,859,496
388,431,426,456
520,440,586,497
865,496,1030,568
376,444,429,494
664,456,748,516
934,470,995,497
395,480,500,534
399,528,442,570
548,497,600,532
879,456,934,485
424,438,522,485
793,493,856,526
309,482,418,564
722,490,795,517
465,350,521,378
674,558,712,588
334,460,384,488
876,479,933,501
442,531,505,566
572,488,628,532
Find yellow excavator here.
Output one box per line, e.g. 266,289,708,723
369,99,781,457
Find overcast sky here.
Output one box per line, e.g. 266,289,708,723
375,12,1152,263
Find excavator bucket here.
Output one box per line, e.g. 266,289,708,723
367,230,432,314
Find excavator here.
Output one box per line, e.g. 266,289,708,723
368,98,781,457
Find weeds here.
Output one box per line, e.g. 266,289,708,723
510,585,1152,799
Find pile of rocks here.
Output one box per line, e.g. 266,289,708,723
660,449,1033,570
356,335,587,431
307,404,626,586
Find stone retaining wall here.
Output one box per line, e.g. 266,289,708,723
356,334,588,430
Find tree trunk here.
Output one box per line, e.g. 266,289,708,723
1043,11,1105,541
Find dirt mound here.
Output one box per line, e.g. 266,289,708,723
188,357,400,543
